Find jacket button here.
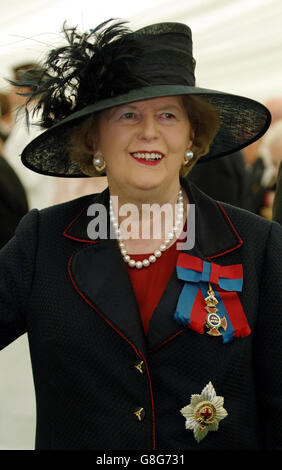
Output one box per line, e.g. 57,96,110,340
133,407,145,422
134,360,144,374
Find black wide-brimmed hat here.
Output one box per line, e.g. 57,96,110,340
18,20,271,177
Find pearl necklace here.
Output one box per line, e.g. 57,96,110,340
109,189,184,269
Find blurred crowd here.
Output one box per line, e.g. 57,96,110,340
0,62,281,248
188,97,282,220
0,62,108,248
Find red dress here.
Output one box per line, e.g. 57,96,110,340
126,241,180,334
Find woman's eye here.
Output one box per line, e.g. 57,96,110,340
161,112,175,119
121,112,136,119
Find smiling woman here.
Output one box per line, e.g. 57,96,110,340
0,19,282,451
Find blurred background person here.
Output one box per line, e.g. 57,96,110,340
241,96,282,217
186,95,282,219
0,92,28,248
273,161,282,225
241,138,265,214
3,63,55,209
258,119,282,219
0,91,13,138
186,150,251,209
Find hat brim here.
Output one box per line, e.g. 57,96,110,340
21,84,271,177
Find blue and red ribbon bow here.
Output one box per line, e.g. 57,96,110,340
175,253,251,343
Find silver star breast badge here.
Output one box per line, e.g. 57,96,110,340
180,381,228,443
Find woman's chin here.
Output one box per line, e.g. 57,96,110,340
130,176,166,193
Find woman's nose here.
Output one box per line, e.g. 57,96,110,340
138,115,159,141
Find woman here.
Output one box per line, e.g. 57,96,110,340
1,20,282,450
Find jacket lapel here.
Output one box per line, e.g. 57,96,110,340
186,180,243,260
146,179,243,349
146,244,203,350
65,189,147,356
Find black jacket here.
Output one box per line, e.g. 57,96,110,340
0,179,282,450
273,162,282,225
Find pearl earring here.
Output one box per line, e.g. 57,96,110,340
93,155,106,172
184,150,194,165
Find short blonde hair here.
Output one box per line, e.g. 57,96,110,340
68,95,220,177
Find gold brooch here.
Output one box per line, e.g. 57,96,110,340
180,382,228,443
205,283,227,336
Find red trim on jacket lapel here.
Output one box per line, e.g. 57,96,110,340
184,179,244,260
63,188,149,357
206,202,243,260
149,328,187,353
68,251,143,357
63,205,98,243
67,240,148,357
63,188,110,243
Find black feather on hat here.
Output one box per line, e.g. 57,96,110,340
12,19,271,177
13,20,146,129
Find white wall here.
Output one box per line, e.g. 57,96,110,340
1,0,282,101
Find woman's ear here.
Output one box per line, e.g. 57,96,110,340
188,127,195,148
92,138,99,155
